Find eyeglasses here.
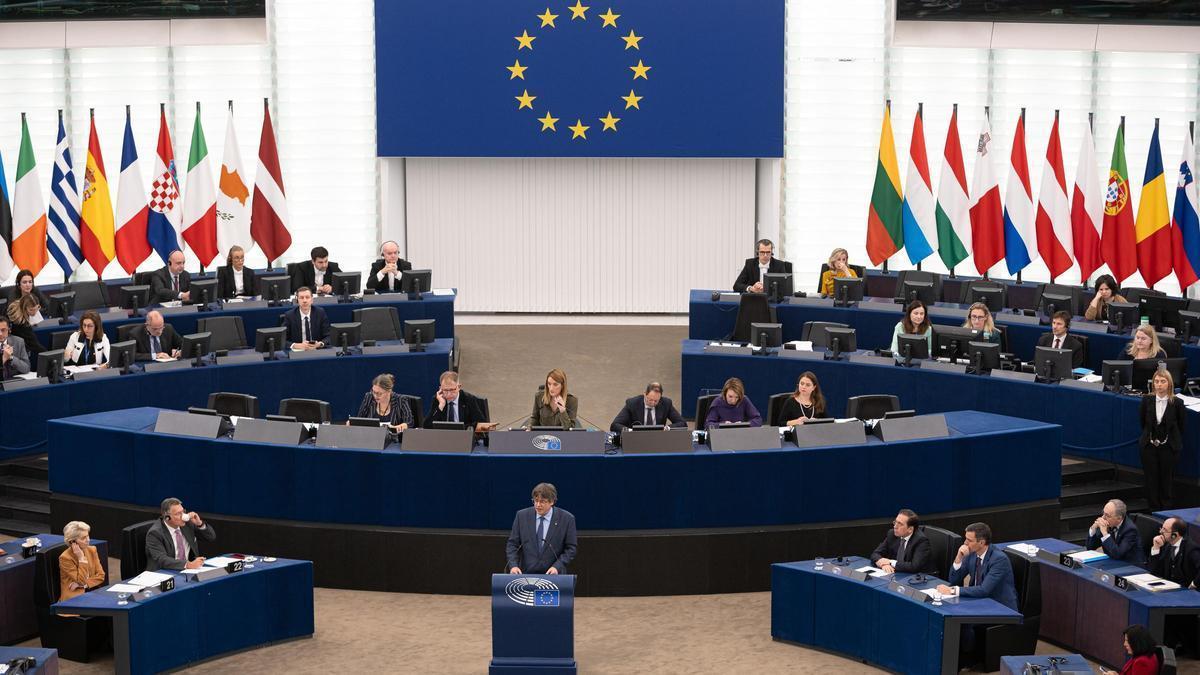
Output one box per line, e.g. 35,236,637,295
439,388,459,394
892,520,909,527
532,498,552,505
969,314,987,320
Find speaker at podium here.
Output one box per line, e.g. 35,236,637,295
490,573,576,674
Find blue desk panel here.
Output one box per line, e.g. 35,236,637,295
52,557,313,675
1000,654,1096,675
681,339,1200,479
0,535,108,645
50,409,1059,531
0,340,452,460
0,646,59,674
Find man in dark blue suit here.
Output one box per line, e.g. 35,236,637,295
1085,499,1144,565
937,522,1019,662
506,483,577,575
281,287,331,351
609,382,686,433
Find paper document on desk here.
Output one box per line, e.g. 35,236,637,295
126,570,173,588
832,418,859,424
431,288,455,296
159,300,182,308
1007,543,1040,557
105,583,143,593
203,556,240,567
855,565,890,578
12,372,37,380
784,340,813,351
1177,394,1200,411
1125,573,1182,592
1068,550,1108,564
64,364,98,375
1078,374,1103,383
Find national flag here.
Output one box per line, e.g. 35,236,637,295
1134,120,1171,288
79,112,115,276
969,110,1005,275
1034,111,1074,279
1100,118,1137,282
12,114,47,276
147,105,181,264
1003,110,1037,275
47,111,82,277
114,106,151,274
901,104,936,265
1171,125,1200,289
866,102,903,265
181,103,218,267
935,105,971,271
250,100,292,262
0,145,14,281
216,103,252,256
1071,119,1104,282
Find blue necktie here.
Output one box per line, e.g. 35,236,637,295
451,401,458,423
151,334,161,355
536,516,546,552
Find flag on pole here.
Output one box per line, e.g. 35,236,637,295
216,103,252,256
79,112,115,276
1034,111,1074,279
47,111,82,277
1101,118,1137,282
115,106,151,275
1171,125,1200,289
901,104,936,265
250,100,292,262
1134,120,1171,288
0,145,14,281
1071,118,1104,282
866,102,903,265
181,103,218,267
12,114,47,276
147,105,181,264
1003,110,1037,275
969,110,1005,275
935,105,971,271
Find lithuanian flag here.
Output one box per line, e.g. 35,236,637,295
867,102,903,265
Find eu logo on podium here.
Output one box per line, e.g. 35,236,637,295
535,589,560,607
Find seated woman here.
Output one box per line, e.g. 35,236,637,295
776,371,828,426
1099,624,1159,675
819,247,858,297
529,368,578,429
6,295,45,358
216,245,257,299
1084,274,1127,322
962,302,1002,344
58,520,107,602
353,373,412,432
6,269,50,312
64,310,111,367
890,300,932,362
1126,324,1166,361
705,377,762,428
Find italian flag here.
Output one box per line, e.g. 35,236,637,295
181,103,218,267
12,114,47,276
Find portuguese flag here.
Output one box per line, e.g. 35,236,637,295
867,102,903,265
1100,118,1137,282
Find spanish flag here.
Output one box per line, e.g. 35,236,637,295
1135,119,1171,288
867,101,903,265
80,111,115,276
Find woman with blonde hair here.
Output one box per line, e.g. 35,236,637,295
7,294,45,357
1139,368,1184,509
529,368,578,429
1126,324,1166,361
962,302,1001,344
819,247,858,297
58,520,106,601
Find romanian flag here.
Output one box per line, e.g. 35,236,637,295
80,113,115,276
1100,119,1137,282
866,102,903,265
1134,120,1171,288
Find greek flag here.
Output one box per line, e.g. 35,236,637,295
48,112,83,277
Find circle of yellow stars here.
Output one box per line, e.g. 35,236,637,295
505,2,650,141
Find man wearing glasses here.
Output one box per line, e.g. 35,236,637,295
423,371,496,431
870,509,935,575
506,483,578,575
733,239,791,293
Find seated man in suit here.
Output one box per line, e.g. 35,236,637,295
291,246,343,296
133,310,182,361
936,522,1019,659
1086,498,1145,565
149,250,192,303
1149,517,1200,588
733,238,790,293
506,482,578,575
0,315,31,378
366,240,413,294
424,370,497,432
282,287,330,351
1036,310,1085,369
144,497,216,572
609,381,686,432
870,508,936,575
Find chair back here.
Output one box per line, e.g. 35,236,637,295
197,316,248,351
728,294,775,342
279,398,332,423
695,394,717,426
1036,283,1083,316
1002,548,1042,617
352,306,402,341
401,395,424,428
1129,512,1165,562
766,392,792,427
34,542,68,610
66,281,109,311
1123,287,1165,307
921,525,962,580
1157,645,1177,675
51,330,74,350
1072,333,1090,365
474,393,490,422
1157,333,1182,358
117,324,140,342
120,519,157,580
286,262,301,284
133,271,156,287
845,394,900,421
801,321,850,347
894,270,942,301
207,392,260,418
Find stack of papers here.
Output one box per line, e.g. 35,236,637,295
1177,394,1200,412
1068,550,1108,564
203,556,240,567
784,340,813,351
1007,543,1040,557
431,288,455,296
107,570,173,592
854,565,890,578
64,364,98,375
1125,573,1182,593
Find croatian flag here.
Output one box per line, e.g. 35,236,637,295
1003,110,1037,275
146,105,181,263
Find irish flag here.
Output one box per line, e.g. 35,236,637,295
866,101,903,265
80,111,115,276
12,114,47,276
181,103,218,267
1134,119,1171,288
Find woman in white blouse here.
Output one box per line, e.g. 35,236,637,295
63,310,111,367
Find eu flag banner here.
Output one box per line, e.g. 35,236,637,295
375,0,784,158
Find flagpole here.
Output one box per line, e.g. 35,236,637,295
982,105,990,282
948,103,957,280
914,102,923,273
1015,108,1026,287
880,99,890,277
263,97,276,271
1048,109,1059,285
1083,111,1095,289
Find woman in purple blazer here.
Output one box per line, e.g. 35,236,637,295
705,377,763,429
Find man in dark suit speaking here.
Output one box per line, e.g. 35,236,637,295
870,508,935,575
609,381,686,432
733,239,790,293
145,497,216,571
506,483,577,575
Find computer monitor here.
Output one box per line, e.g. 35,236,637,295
401,269,432,297
965,340,1001,373
259,275,291,306
1132,357,1186,393
430,420,468,431
348,416,385,428
330,322,362,354
883,409,916,419
1039,292,1074,318
749,322,782,349
900,280,936,306
108,339,136,373
832,277,865,307
180,331,212,366
266,414,298,423
404,319,435,352
824,326,856,359
763,272,792,304
1179,310,1200,344
189,278,218,307
36,349,65,384
117,285,151,312
1101,360,1134,391
896,333,929,365
1139,295,1190,332
46,292,75,322
1107,301,1139,332
255,326,288,357
331,271,361,301
1033,346,1074,381
966,283,1005,313
933,326,981,360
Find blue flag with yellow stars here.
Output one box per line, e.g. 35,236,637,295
375,0,784,158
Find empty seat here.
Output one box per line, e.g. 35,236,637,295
728,294,775,342
695,394,717,427
1157,333,1182,358
766,392,791,427
279,398,332,424
352,306,403,341
894,270,943,302
65,281,110,311
119,519,156,581
845,394,900,421
207,392,260,418
801,321,850,348
920,525,961,580
197,315,248,351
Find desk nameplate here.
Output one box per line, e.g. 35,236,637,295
990,369,1036,383
311,295,338,306
873,414,949,442
927,306,968,320
144,359,192,373
215,352,264,366
920,360,967,375
704,344,753,356
288,349,338,360
361,293,407,304
786,296,834,308
2,376,51,391
792,422,866,448
220,300,269,311
362,344,410,355
849,354,895,367
997,312,1041,326
1060,378,1104,392
708,426,782,451
72,368,122,382
156,304,199,316
1071,321,1112,335
780,349,825,361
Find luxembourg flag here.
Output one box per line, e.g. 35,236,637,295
1034,111,1074,280
1003,109,1037,275
901,103,937,265
114,106,151,274
146,104,181,263
1171,124,1200,289
1071,119,1104,283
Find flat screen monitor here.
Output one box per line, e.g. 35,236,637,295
896,333,929,362
1132,357,1186,393
255,326,288,354
331,271,361,298
180,331,212,364
259,275,291,305
189,278,218,306
1179,310,1200,343
400,269,432,295
266,414,298,423
1033,346,1074,381
430,421,468,431
348,416,384,428
750,322,782,348
823,326,856,357
763,272,792,304
108,339,136,372
1101,360,1134,390
883,409,916,419
900,280,936,306
715,421,751,429
965,340,1001,373
1139,295,1190,331
330,322,362,351
1039,292,1074,318
46,292,75,321
832,276,865,305
966,283,1005,312
1107,301,1139,331
36,349,65,383
404,319,435,345
933,326,980,360
117,285,151,311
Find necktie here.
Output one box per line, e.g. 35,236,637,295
2,341,9,380
303,315,311,343
536,516,546,552
898,538,906,560
451,401,458,423
645,407,652,426
973,556,982,586
174,528,187,561
151,334,161,355
1054,337,1061,350
172,275,179,292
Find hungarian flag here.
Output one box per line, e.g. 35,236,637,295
1100,119,1137,282
935,105,970,271
1171,126,1200,289
114,106,151,274
1134,120,1171,288
216,104,252,255
901,104,936,265
12,114,47,276
80,113,115,276
0,145,14,281
969,110,1004,275
250,101,292,262
1003,110,1036,275
147,106,181,264
1071,120,1104,282
1034,111,1073,279
866,102,903,265
181,104,218,267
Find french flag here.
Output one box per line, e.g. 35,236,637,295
114,106,151,275
146,105,181,263
1172,125,1200,289
1003,109,1037,275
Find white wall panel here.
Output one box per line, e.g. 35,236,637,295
406,158,755,313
